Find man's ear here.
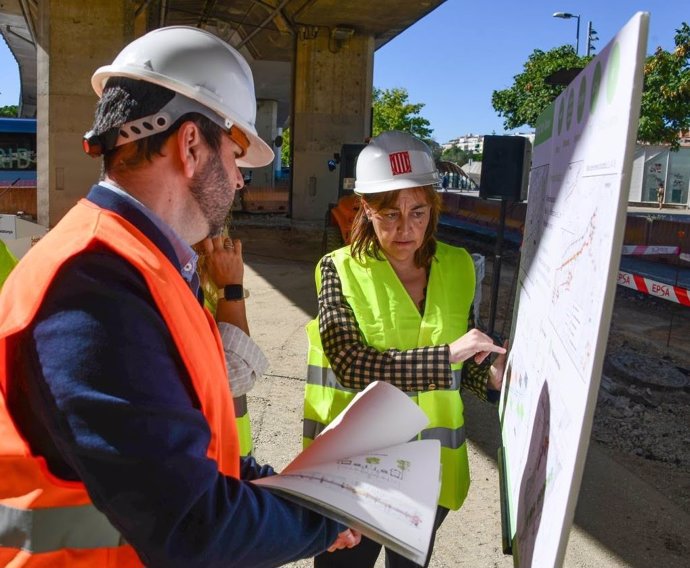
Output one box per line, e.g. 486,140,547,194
176,121,205,179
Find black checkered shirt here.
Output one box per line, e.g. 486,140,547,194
318,255,491,400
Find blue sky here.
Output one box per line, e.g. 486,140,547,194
374,0,685,142
1,0,686,144
0,34,18,107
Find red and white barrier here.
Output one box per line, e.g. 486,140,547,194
621,245,680,256
617,270,690,307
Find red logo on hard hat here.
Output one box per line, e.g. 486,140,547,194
389,151,412,175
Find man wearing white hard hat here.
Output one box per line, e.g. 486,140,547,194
0,26,359,567
304,131,507,567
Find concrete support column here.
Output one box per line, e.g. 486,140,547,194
251,99,279,191
291,29,374,221
36,1,136,227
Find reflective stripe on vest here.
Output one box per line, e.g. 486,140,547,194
0,502,124,553
0,199,240,566
303,242,475,510
304,365,465,448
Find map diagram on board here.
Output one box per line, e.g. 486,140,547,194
548,170,618,378
498,12,649,568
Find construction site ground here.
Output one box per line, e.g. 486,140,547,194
231,217,690,568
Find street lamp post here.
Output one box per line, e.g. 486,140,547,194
553,11,581,55
586,21,599,56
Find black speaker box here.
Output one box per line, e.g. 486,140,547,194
479,135,531,201
338,143,367,194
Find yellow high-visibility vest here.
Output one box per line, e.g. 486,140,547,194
204,296,253,457
0,240,18,290
304,241,475,510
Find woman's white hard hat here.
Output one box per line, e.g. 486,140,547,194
354,130,439,194
91,26,274,168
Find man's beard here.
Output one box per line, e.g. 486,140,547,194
189,154,235,237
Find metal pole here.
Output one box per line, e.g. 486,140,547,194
666,253,680,347
586,21,592,56
575,15,580,55
488,199,507,337
667,231,686,346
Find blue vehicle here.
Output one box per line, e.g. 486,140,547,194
0,117,37,187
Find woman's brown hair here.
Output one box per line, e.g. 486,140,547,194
349,185,441,269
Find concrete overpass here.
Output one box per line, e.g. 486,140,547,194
0,0,446,227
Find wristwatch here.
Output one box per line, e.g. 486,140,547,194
221,284,250,301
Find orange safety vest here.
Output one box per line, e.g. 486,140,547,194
0,199,239,567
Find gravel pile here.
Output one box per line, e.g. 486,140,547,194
593,369,690,469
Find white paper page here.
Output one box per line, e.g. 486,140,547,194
255,438,440,564
286,381,429,472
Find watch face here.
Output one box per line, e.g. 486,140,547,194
223,285,244,301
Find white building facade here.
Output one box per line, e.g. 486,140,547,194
628,145,690,206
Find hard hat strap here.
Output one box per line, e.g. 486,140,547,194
114,92,233,148
115,111,174,147
83,92,249,158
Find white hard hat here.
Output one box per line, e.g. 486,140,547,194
91,26,274,168
354,131,439,194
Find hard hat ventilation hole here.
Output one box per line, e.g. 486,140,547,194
114,112,172,148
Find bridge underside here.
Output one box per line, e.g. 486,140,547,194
0,0,446,225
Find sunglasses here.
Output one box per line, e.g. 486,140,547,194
228,127,249,158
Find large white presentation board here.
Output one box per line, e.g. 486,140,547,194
498,12,649,568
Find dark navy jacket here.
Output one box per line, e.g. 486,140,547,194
9,185,341,567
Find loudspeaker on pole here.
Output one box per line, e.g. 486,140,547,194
479,135,532,201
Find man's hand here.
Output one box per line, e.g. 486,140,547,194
199,235,244,288
327,528,361,552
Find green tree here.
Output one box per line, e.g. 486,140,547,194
372,87,433,141
440,145,482,167
425,138,443,161
638,23,690,149
0,105,18,117
491,22,690,148
278,89,433,167
279,127,290,166
440,145,469,166
491,45,585,130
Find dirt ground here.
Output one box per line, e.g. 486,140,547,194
595,291,690,516
233,218,690,567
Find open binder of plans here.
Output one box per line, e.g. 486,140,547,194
253,381,441,565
